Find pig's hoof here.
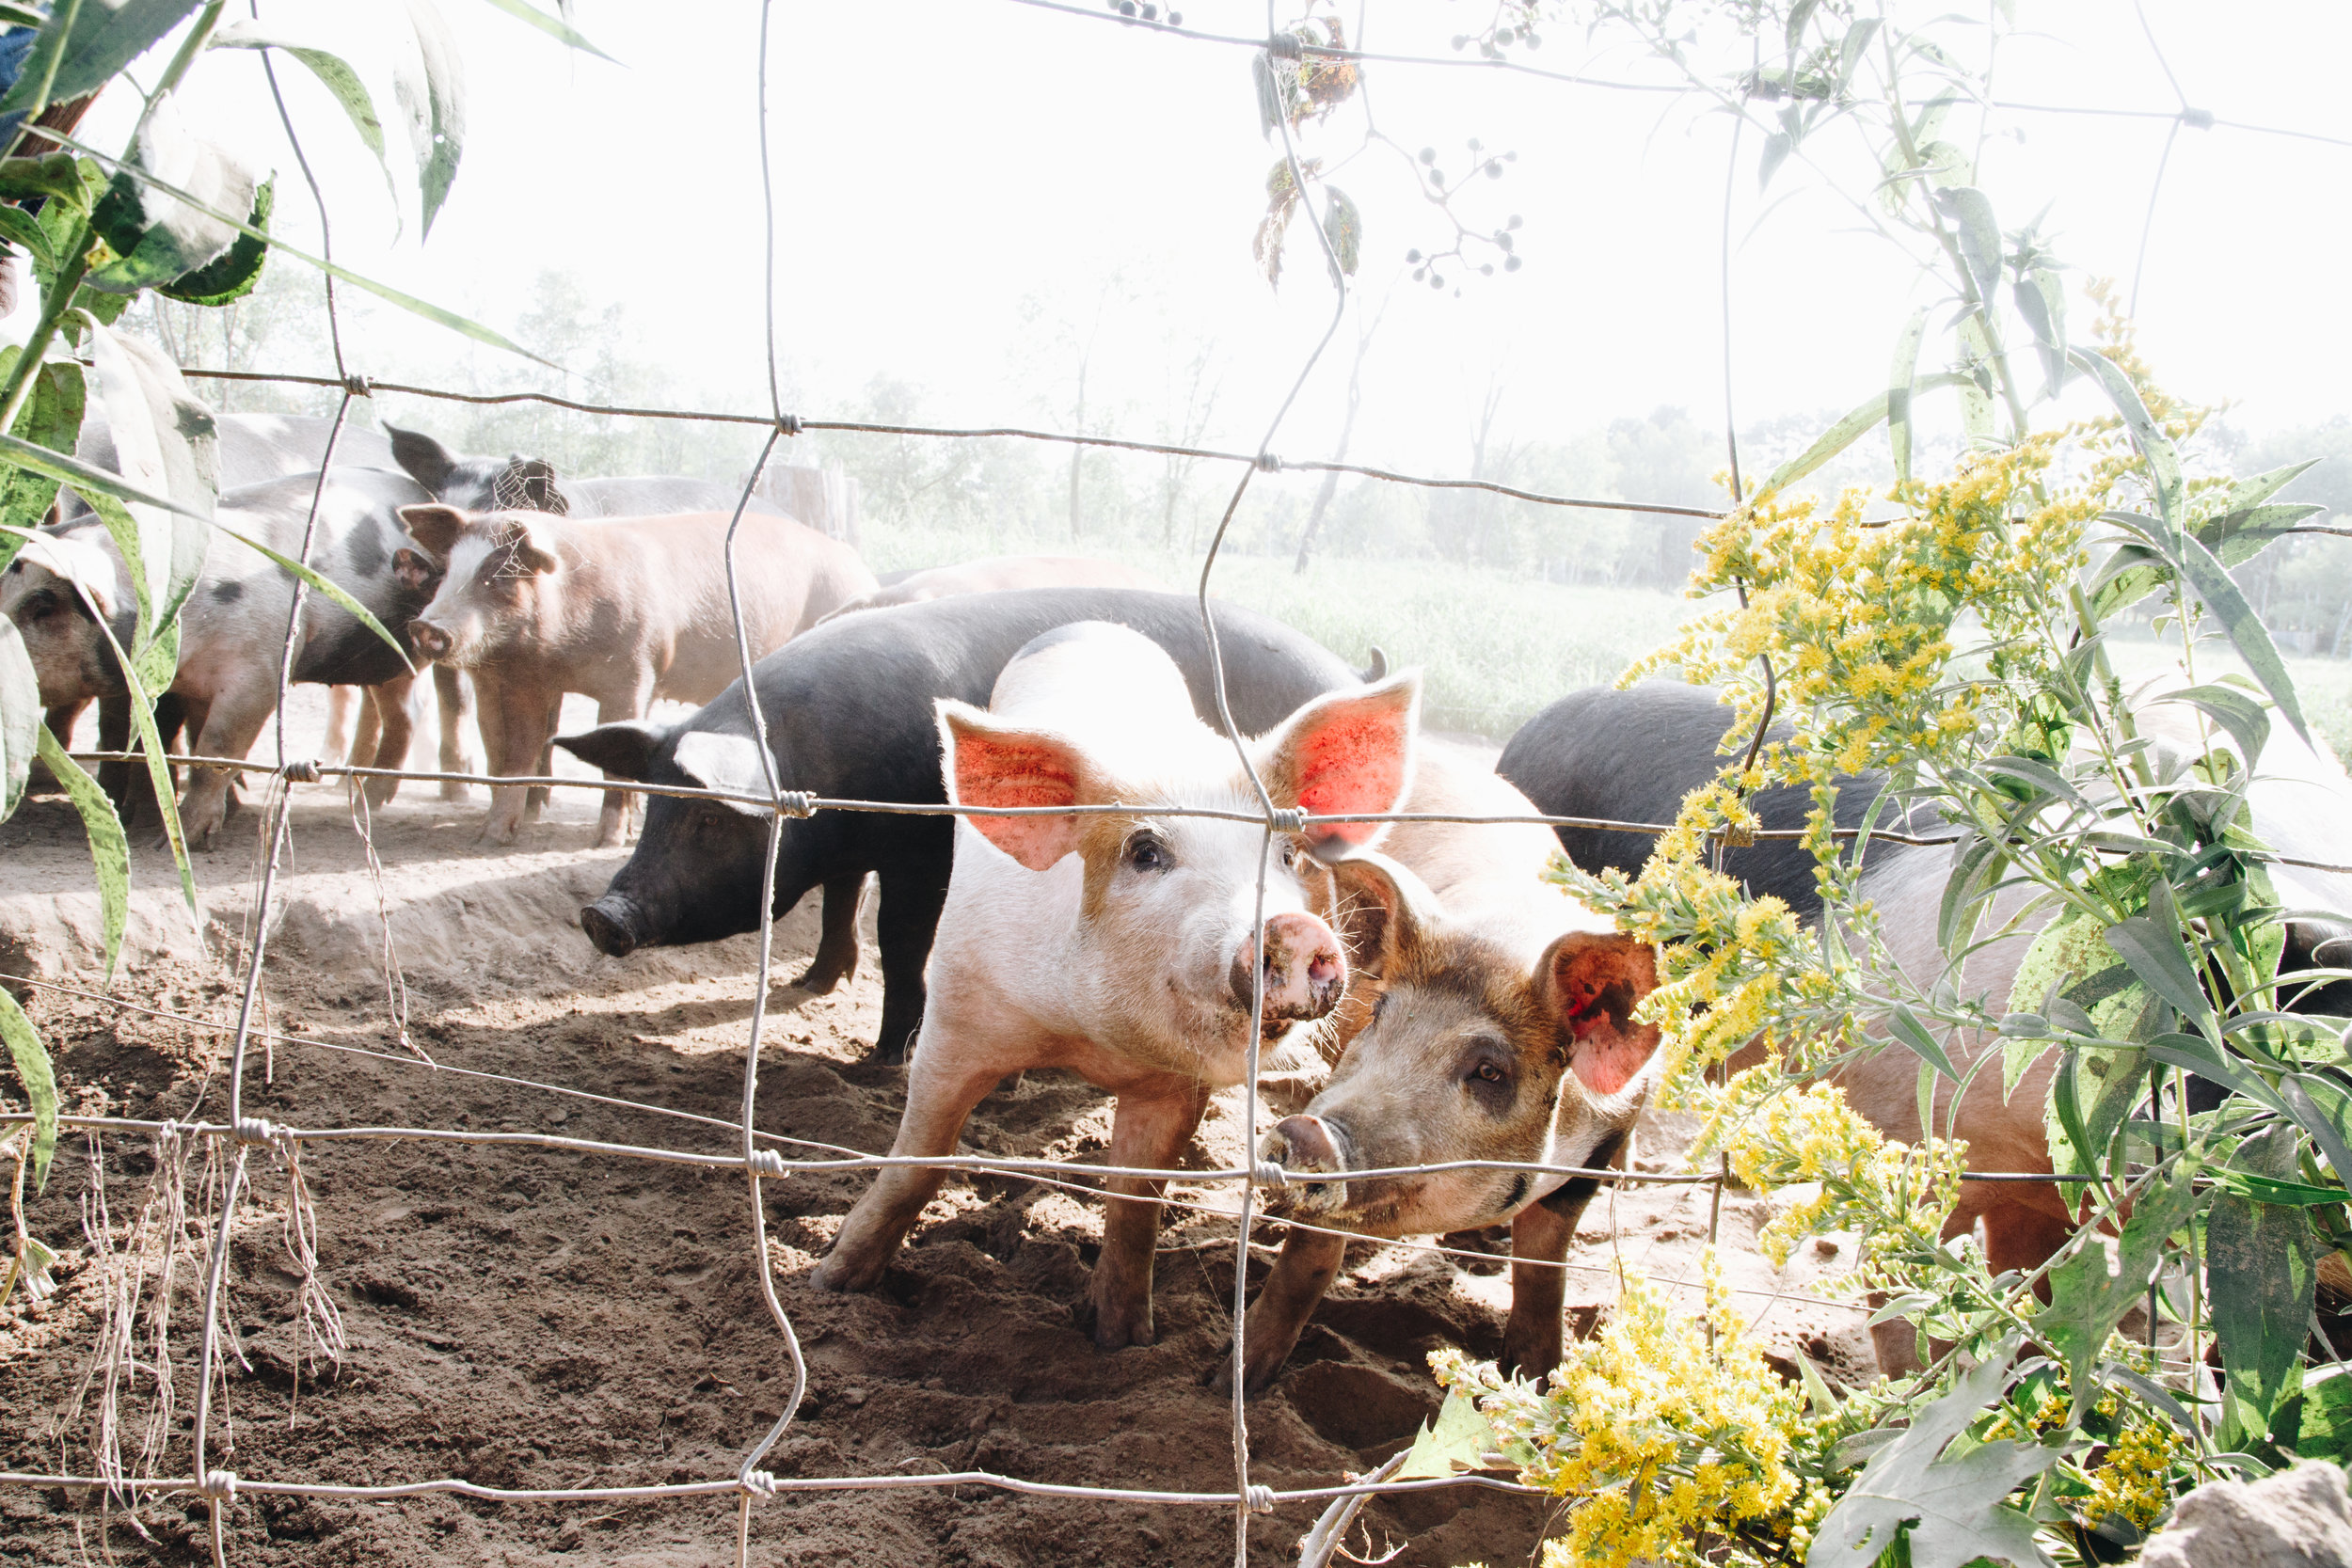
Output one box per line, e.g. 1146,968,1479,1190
363,776,399,809
792,959,850,995
860,1037,909,1067
808,1250,882,1293
1089,1309,1155,1352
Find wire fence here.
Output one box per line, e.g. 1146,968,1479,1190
6,5,2343,1567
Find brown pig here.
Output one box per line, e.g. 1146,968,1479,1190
396,505,876,847
1223,758,1664,1393
811,621,1419,1351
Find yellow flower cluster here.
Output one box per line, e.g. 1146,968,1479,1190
2085,1414,2189,1532
1434,1256,1804,1568
1692,1068,1965,1275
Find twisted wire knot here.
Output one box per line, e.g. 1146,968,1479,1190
232,1117,281,1147
281,759,323,784
739,1468,779,1498
775,414,803,437
341,373,373,399
773,791,818,818
199,1468,238,1501
747,1148,787,1179
1251,1159,1288,1189
1264,806,1308,834
1254,451,1283,472
1245,1482,1277,1513
1264,32,1302,59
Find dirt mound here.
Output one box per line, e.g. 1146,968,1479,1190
0,696,1877,1566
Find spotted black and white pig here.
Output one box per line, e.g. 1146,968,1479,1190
1226,751,1665,1391
394,502,875,847
5,467,436,847
555,587,1375,1063
810,622,1417,1349
815,554,1168,623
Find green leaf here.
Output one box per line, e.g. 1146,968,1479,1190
2151,684,2269,770
2012,266,2067,398
1758,130,1794,191
2105,913,2215,1031
2037,1166,2198,1416
155,177,270,307
397,0,467,240
206,517,415,673
35,723,127,980
1957,314,1995,447
1319,184,1360,278
1396,1386,1517,1479
211,24,396,207
469,0,618,62
86,100,257,292
1886,1002,1962,1081
0,984,56,1188
2070,347,2183,534
2178,525,2310,746
45,128,549,366
0,611,35,821
1765,372,1965,494
1807,1346,2061,1568
2208,1128,2318,1453
0,352,82,539
78,319,215,668
2287,1365,2352,1463
0,202,56,277
2204,502,2323,570
1887,308,1927,482
0,436,205,521
0,0,199,113
1932,185,2002,309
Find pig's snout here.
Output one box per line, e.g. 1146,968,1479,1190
580,895,642,958
1260,1115,1349,1215
1239,911,1345,1025
408,618,453,661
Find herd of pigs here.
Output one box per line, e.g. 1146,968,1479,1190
8,395,2352,1399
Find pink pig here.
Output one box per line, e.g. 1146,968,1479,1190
812,621,1418,1350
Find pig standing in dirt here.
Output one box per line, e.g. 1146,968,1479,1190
4,469,437,847
1225,752,1665,1391
558,587,1375,1062
396,503,876,847
811,622,1419,1349
818,554,1168,622
1497,680,2352,1372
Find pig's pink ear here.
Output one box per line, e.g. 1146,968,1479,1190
1328,850,1440,977
1259,671,1420,848
1540,932,1661,1100
392,547,441,594
397,504,468,559
495,517,563,576
938,701,1088,871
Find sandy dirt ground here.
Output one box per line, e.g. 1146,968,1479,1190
0,689,1881,1566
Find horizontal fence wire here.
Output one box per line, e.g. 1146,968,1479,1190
171,368,1725,520
58,750,2352,871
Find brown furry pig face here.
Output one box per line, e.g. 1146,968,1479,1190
1264,852,1663,1237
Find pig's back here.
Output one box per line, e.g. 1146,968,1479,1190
1388,744,1601,942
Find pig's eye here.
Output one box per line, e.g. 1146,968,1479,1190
1471,1062,1504,1084
21,588,56,618
1278,839,1298,868
1125,832,1170,872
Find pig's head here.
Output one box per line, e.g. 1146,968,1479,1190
398,503,563,667
558,721,782,957
937,668,1420,1083
2,530,133,707
388,424,570,515
1262,852,1662,1235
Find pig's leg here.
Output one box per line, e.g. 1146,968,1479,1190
530,694,563,824
1091,1081,1214,1351
181,679,281,850
360,675,415,806
810,1022,1013,1293
94,696,135,817
346,684,382,792
323,686,358,764
1226,1229,1347,1395
590,687,653,848
435,666,474,800
476,674,548,845
1501,1132,1624,1381
868,862,951,1065
794,874,867,994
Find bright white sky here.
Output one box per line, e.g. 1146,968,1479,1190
40,0,2352,485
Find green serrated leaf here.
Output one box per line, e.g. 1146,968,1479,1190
1807,1347,2061,1568
1396,1386,1513,1480
1887,308,1927,482
2037,1166,2198,1416
212,24,392,182
2178,525,2310,746
2106,912,2214,1030
155,177,270,307
470,0,617,62
0,983,56,1188
1932,185,2002,309
400,0,467,239
0,202,56,277
86,99,257,292
35,723,127,979
2209,1128,2318,1453
2071,348,2183,534
0,0,199,115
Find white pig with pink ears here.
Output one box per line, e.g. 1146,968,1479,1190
812,620,1420,1351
